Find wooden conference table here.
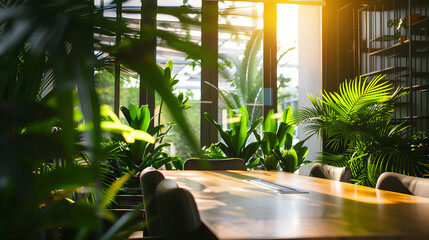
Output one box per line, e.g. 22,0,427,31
161,170,429,240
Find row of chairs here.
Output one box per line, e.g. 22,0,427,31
309,163,429,198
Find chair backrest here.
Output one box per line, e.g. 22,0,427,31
309,163,352,183
376,172,429,198
156,179,216,240
183,158,247,170
139,170,165,236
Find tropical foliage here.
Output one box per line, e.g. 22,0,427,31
0,0,202,238
295,75,429,186
254,107,309,172
204,105,263,167
117,102,183,172
203,105,310,170
108,61,188,174
216,29,296,122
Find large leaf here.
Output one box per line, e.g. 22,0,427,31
100,172,133,209
237,105,249,152
265,154,278,170
139,105,151,132
204,112,234,150
324,75,392,120
261,132,278,156
242,141,260,164
281,106,293,124
277,122,294,148
264,109,276,133
280,149,298,173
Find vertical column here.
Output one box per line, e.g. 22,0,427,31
201,0,219,148
298,4,323,175
114,1,122,115
140,0,157,129
322,0,339,92
263,0,277,117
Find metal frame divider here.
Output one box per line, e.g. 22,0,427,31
201,0,219,147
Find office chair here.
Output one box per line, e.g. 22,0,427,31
139,170,165,237
155,179,217,240
183,158,247,170
309,163,352,183
376,172,429,198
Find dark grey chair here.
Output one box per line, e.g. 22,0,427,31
309,163,352,183
183,158,247,170
376,172,429,198
139,170,165,237
155,179,217,240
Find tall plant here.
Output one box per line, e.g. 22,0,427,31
216,30,296,122
295,75,429,186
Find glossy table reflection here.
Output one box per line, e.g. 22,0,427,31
161,170,429,240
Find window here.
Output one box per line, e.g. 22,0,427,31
94,0,323,165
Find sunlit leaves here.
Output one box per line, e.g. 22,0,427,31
76,105,155,144
204,106,263,166
295,74,429,186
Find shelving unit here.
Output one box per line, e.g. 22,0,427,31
338,0,429,135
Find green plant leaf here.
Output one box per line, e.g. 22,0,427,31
264,109,276,133
282,106,293,124
277,122,292,147
127,103,139,128
204,112,234,149
265,154,278,170
120,106,131,125
238,105,249,152
247,157,260,169
217,142,235,157
100,172,133,209
284,133,293,150
242,141,260,163
261,132,278,156
280,149,298,172
139,105,150,132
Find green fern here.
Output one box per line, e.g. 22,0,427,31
296,75,429,186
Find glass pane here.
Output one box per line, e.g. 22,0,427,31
94,69,115,110
277,4,299,114
120,73,140,119
156,1,201,160
218,1,264,125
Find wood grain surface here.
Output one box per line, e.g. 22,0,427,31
161,170,429,240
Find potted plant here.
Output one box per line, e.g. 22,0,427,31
204,105,263,168
295,75,429,186
254,107,310,172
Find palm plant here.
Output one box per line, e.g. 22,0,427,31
295,75,429,186
217,30,263,122
216,30,296,122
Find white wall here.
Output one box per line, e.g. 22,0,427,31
297,5,322,175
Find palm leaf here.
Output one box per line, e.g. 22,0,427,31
323,75,392,120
